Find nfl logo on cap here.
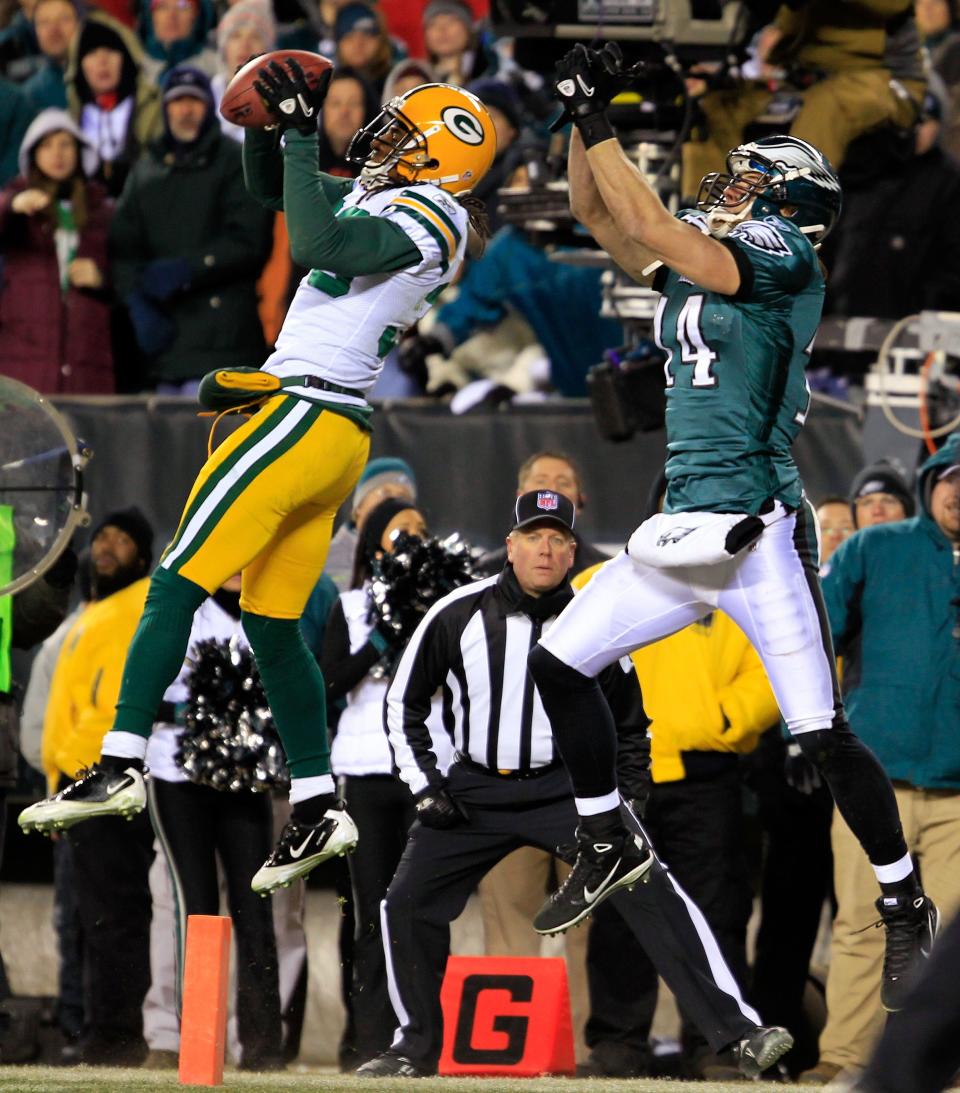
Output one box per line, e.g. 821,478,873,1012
537,491,559,511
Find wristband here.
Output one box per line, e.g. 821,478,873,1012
577,111,616,150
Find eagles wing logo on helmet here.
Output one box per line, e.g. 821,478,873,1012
442,106,484,145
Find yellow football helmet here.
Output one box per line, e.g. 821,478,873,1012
347,83,496,194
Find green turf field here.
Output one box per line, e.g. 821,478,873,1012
0,1068,774,1092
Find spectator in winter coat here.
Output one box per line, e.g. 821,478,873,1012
423,0,496,87
139,0,217,78
0,108,114,393
211,0,276,144
108,65,273,390
0,77,36,184
802,433,960,1083
334,1,400,99
64,12,163,197
20,0,80,110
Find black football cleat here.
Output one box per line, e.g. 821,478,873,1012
533,828,654,935
735,1025,794,1078
18,764,146,835
877,892,939,1012
251,806,358,895
356,1051,433,1078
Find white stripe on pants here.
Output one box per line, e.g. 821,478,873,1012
540,513,836,734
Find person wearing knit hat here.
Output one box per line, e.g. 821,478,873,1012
352,457,417,523
848,459,915,529
211,0,276,142
319,457,418,592
90,506,155,597
321,493,439,1065
423,0,496,88
334,0,396,96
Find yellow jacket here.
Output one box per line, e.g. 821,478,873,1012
573,564,779,784
42,578,150,791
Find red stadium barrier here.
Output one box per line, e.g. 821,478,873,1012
439,955,575,1076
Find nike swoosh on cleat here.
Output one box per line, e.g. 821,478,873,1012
583,858,621,903
106,778,132,795
288,834,315,859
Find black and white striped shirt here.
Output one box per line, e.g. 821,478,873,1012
385,567,647,796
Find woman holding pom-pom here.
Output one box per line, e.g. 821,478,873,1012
145,574,285,1070
320,496,460,1065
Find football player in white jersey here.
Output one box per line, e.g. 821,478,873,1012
19,63,496,894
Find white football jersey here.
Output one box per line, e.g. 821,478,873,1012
262,180,469,402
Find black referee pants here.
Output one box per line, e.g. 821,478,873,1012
343,774,417,1064
381,761,758,1072
148,778,282,1068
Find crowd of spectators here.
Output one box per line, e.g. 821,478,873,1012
6,0,960,400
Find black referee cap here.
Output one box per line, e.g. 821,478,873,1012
511,490,576,533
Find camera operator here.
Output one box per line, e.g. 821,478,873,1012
682,1,927,198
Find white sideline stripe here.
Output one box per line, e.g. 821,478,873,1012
381,897,410,1047
162,400,312,571
665,868,762,1025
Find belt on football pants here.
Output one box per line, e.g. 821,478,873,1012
454,752,564,780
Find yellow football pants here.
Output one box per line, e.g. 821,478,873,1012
159,395,369,618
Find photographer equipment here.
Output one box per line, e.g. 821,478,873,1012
0,376,91,597
588,344,668,441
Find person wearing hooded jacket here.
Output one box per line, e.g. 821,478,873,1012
64,11,162,198
803,434,960,1083
0,107,114,393
108,65,273,389
319,496,453,1066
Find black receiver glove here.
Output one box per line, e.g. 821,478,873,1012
552,42,640,145
253,58,331,135
414,783,469,829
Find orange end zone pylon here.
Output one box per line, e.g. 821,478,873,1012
179,914,232,1086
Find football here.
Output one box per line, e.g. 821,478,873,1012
219,49,334,129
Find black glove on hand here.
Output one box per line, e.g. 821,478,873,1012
552,42,628,145
396,332,447,387
784,740,822,795
415,784,469,829
253,58,331,135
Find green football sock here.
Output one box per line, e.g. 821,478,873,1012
113,568,208,737
241,610,330,779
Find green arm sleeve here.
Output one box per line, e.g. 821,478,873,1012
242,128,285,211
282,131,422,277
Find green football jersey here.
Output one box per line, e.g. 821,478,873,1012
652,210,823,516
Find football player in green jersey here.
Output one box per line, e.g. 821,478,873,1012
526,42,937,1015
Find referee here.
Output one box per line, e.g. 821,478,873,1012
356,489,792,1079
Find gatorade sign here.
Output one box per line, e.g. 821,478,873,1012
439,956,575,1076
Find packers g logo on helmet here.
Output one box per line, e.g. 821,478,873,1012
441,106,484,145
347,83,496,194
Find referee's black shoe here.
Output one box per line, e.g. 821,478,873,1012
877,891,939,1012
533,828,654,935
734,1025,794,1077
356,1051,433,1078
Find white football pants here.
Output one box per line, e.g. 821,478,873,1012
541,505,838,736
